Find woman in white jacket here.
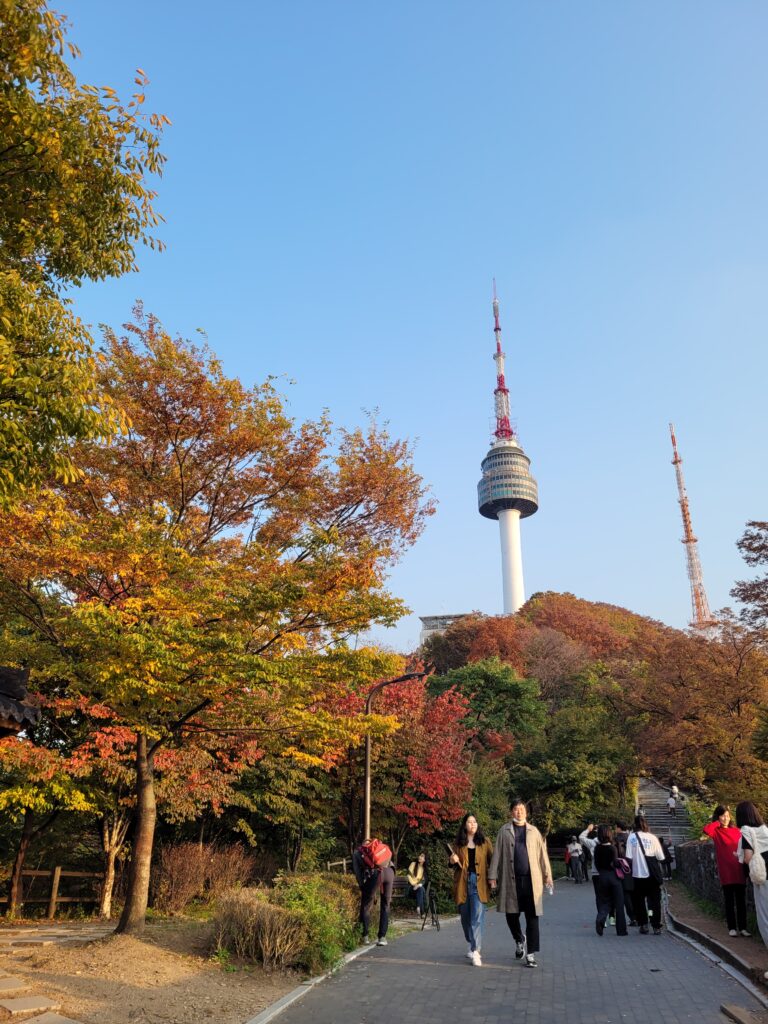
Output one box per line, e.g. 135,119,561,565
736,800,768,976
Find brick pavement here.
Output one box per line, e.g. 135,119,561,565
275,881,767,1024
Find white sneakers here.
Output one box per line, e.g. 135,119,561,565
729,929,738,937
740,930,751,937
471,950,482,967
465,946,474,960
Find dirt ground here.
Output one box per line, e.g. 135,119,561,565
0,919,299,1024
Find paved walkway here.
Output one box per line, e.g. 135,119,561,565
276,882,767,1024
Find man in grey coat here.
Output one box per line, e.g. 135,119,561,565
489,797,553,968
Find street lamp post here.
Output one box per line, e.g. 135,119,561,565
363,672,425,843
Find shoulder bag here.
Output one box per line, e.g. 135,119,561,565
743,827,767,886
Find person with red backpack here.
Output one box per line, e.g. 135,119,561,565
352,838,393,945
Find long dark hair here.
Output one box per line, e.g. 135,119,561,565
736,801,765,828
597,824,613,844
456,812,486,848
712,804,730,822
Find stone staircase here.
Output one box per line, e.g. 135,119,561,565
0,922,111,1021
638,777,692,848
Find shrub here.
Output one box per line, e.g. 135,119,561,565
153,843,208,913
213,873,359,973
207,845,257,901
153,843,257,913
213,889,305,970
272,873,359,973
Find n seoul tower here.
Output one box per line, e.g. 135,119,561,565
477,284,539,614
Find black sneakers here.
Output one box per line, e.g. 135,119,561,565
515,939,526,959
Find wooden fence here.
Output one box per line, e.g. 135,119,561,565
326,857,352,873
0,868,103,918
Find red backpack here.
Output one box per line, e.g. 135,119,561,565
360,838,392,872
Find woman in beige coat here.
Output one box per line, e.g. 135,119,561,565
489,797,553,968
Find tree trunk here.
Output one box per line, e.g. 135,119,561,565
7,810,34,918
116,733,156,935
99,811,130,920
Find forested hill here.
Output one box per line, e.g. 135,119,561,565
423,592,768,826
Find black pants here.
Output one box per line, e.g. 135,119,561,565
359,874,379,936
596,869,628,935
631,876,662,929
723,883,747,932
622,881,636,923
505,874,540,954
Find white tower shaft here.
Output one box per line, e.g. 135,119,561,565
498,508,525,613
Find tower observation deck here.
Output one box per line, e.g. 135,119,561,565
477,286,538,614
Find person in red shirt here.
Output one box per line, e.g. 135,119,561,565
702,804,749,937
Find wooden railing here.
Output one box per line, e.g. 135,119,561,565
326,857,352,873
0,868,104,919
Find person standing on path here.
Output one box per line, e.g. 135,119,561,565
667,794,677,816
449,813,493,967
614,822,637,926
489,797,553,969
702,805,749,937
594,825,628,937
735,801,768,972
625,814,665,935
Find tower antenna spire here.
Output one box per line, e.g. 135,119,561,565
669,423,715,629
491,283,513,440
478,283,539,614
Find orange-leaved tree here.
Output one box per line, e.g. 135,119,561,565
0,309,433,934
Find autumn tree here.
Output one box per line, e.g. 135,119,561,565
0,0,168,502
0,310,433,933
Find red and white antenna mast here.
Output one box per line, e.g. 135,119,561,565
492,279,514,441
669,423,714,629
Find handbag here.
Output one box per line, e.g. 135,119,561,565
614,856,632,880
634,831,664,884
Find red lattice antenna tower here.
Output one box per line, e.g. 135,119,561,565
491,278,514,440
669,423,714,629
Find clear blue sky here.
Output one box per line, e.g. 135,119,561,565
64,1,768,651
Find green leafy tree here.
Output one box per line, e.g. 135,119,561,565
0,0,168,502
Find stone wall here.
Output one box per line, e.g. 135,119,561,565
675,839,755,916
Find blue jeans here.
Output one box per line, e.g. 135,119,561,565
458,872,485,952
413,885,425,915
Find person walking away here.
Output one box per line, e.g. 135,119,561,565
660,837,673,880
449,813,493,967
594,825,628,937
671,784,680,801
667,794,677,816
614,822,637,926
489,797,553,969
567,836,584,883
407,852,427,918
376,858,395,945
735,800,768,978
703,805,748,937
626,814,665,934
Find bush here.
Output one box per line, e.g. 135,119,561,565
154,844,208,913
272,873,359,973
213,889,305,970
153,843,257,913
213,873,359,974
